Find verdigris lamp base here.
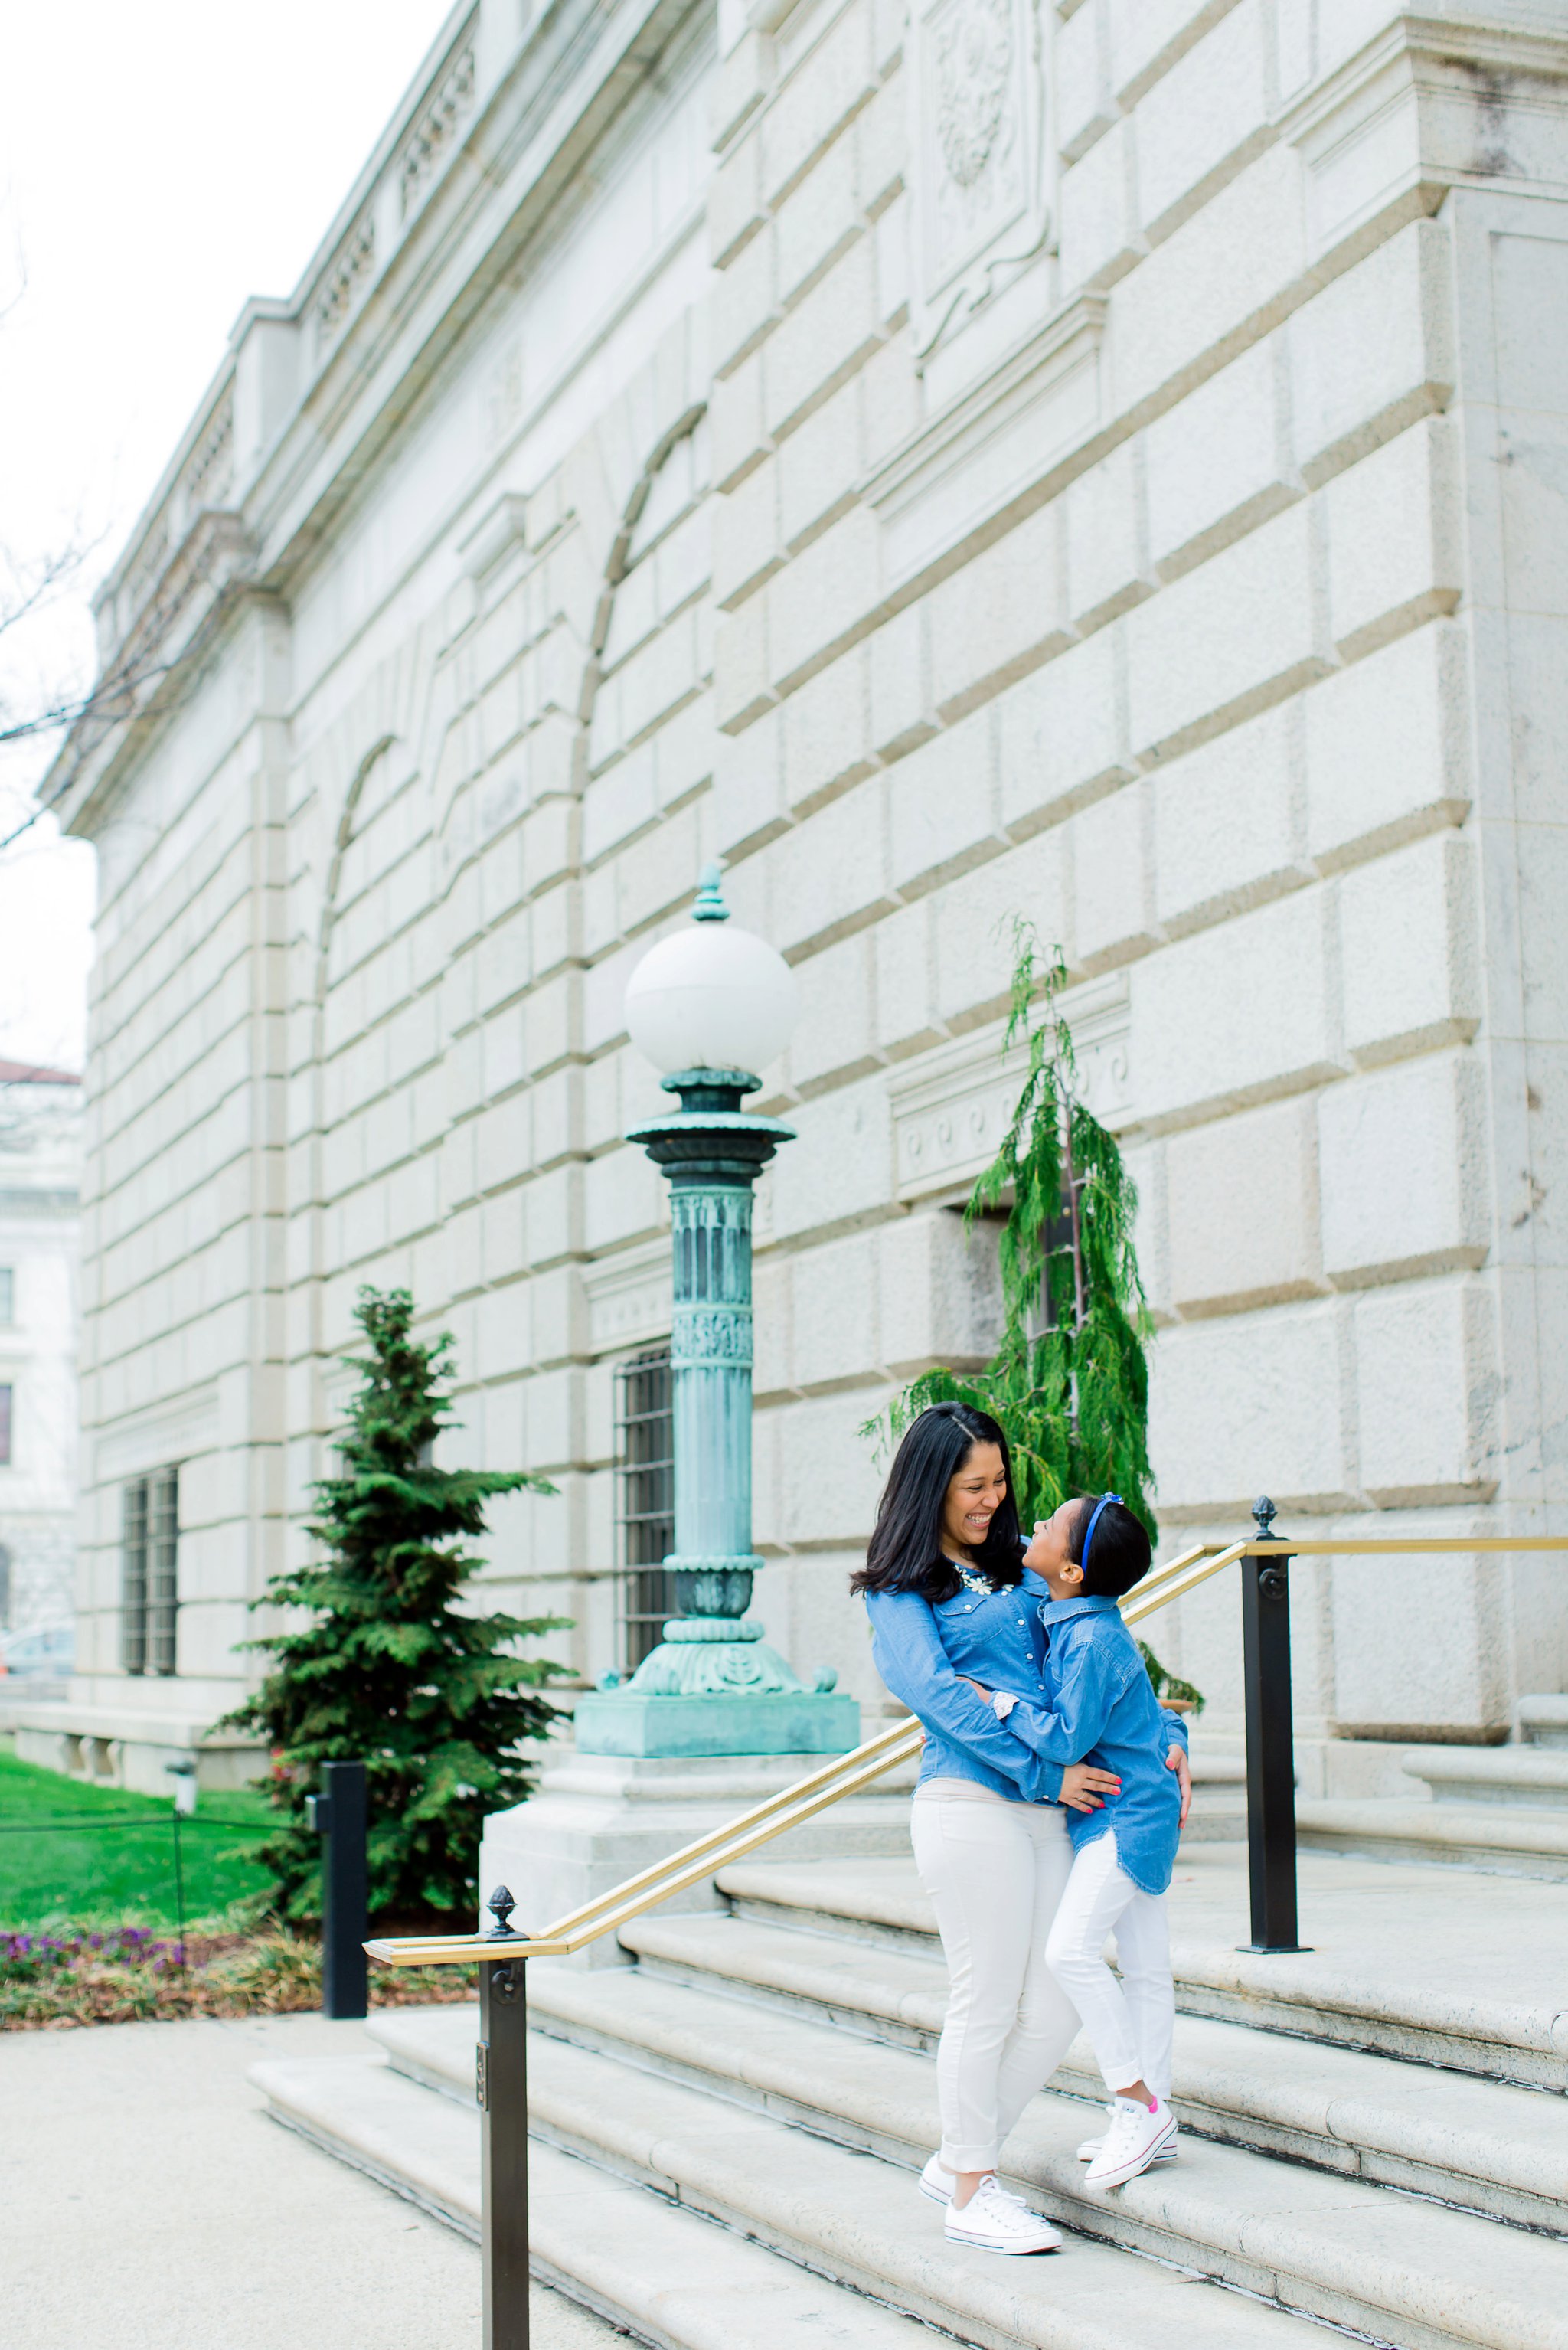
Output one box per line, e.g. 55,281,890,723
574,1616,860,1758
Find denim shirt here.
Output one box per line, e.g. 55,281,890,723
999,1593,1187,1894
864,1570,1067,1805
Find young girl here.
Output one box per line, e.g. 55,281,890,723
854,1403,1190,2254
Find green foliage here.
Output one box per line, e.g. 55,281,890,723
224,1287,570,1923
870,923,1156,1536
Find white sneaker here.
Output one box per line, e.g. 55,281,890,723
1077,2109,1178,2164
919,2152,954,2205
944,2175,1062,2254
1083,2094,1178,2188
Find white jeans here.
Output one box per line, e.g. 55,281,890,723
1043,1830,1174,2103
910,1792,1082,2172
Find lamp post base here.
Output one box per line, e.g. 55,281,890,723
573,1688,860,1758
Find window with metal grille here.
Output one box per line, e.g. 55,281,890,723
122,1465,179,1675
616,1346,674,1674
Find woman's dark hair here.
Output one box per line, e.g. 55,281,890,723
1070,1495,1152,1600
851,1402,1023,1603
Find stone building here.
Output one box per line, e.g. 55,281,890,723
41,0,1568,1792
0,1064,82,1645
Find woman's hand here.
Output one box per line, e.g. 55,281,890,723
957,1675,991,1701
1165,1741,1191,1828
1059,1761,1121,1812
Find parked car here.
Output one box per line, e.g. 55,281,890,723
0,1621,75,1675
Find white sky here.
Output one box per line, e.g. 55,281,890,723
0,0,455,1072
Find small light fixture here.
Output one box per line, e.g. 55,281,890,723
625,863,798,1082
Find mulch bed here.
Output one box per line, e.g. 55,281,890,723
1,1927,478,2029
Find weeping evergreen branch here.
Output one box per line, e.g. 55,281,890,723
867,924,1155,1534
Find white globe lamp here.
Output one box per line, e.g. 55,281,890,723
625,863,799,1080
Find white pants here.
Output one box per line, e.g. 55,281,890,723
910,1793,1082,2172
1043,1830,1174,2103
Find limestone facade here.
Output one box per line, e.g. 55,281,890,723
44,0,1568,1786
0,1069,81,1640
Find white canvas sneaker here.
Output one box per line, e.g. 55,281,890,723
919,2152,954,2205
1077,2107,1178,2164
1083,2094,1178,2188
944,2175,1062,2254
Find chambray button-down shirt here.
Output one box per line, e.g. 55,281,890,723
999,1593,1187,1895
864,1568,1067,1805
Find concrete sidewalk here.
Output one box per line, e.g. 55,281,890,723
0,2008,627,2350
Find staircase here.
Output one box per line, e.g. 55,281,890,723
253,1844,1568,2350
1298,1734,1568,1881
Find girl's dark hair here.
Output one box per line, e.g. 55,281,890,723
851,1402,1023,1603
1070,1495,1152,1599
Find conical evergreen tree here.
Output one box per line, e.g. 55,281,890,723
226,1288,570,1923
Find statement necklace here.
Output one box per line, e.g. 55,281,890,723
953,1562,998,1598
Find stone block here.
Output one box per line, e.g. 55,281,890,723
1057,0,1116,164
710,350,769,492
714,456,781,610
1063,441,1148,628
1133,0,1269,243
868,603,932,760
933,827,1067,1029
713,589,773,733
778,376,862,552
766,1072,893,1245
1108,0,1238,104
769,1384,887,1547
877,1208,1004,1374
710,223,779,381
1148,1299,1354,1515
788,931,877,1093
998,629,1132,838
767,504,881,694
1318,1053,1488,1287
768,769,890,956
710,704,786,855
1339,832,1478,1069
709,132,765,270
1152,699,1302,936
1057,120,1141,293
859,331,920,472
1166,1095,1321,1315
873,900,939,1055
1134,884,1339,1126
1304,622,1469,873
1073,780,1154,969
776,135,860,309
1290,219,1453,485
781,646,872,812
763,237,880,441
1328,1538,1510,1740
887,708,1000,897
854,68,905,214
760,3,875,205
709,28,769,150
1517,821,1568,1043
789,1230,878,1389
1325,417,1461,662
1145,338,1294,580
1126,498,1325,764
1354,1278,1498,1506
927,504,1069,721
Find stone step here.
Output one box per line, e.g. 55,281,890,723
248,2051,934,2350
356,2005,1568,2350
1520,1697,1568,1749
1400,1747,1568,1810
715,1855,1568,2090
1296,1798,1568,1880
557,1914,1568,2234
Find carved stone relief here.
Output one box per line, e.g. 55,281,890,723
906,0,1050,361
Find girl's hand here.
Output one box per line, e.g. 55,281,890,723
1060,1762,1121,1812
1166,1742,1191,1828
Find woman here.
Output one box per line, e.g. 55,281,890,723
854,1401,1190,2256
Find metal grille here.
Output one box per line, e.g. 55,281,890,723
149,1465,180,1676
616,1346,674,1673
121,1478,149,1674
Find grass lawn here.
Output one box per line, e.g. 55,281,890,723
0,1748,275,1932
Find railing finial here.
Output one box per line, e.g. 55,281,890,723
485,1884,518,1939
1253,1495,1277,1540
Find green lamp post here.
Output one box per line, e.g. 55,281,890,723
573,866,859,1760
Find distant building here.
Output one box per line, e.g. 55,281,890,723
0,1063,81,1646
38,0,1568,1795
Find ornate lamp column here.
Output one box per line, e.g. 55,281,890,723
573,867,858,1760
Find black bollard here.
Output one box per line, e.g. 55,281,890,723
479,1887,531,2350
1239,1499,1309,1953
306,1760,369,2018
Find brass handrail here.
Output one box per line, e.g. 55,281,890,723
364,1526,1568,1969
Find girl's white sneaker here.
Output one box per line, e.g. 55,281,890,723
919,2153,954,2205
944,2175,1062,2254
1083,2095,1178,2188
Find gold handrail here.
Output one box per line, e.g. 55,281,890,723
365,1526,1568,1968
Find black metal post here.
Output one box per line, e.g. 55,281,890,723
1240,1498,1309,1953
306,1760,368,2018
479,1888,531,2350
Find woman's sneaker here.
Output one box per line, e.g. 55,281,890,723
1077,2107,1178,2165
1083,2095,1178,2188
944,2175,1061,2254
919,2153,954,2205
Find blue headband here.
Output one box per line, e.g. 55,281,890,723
1081,1493,1122,1578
